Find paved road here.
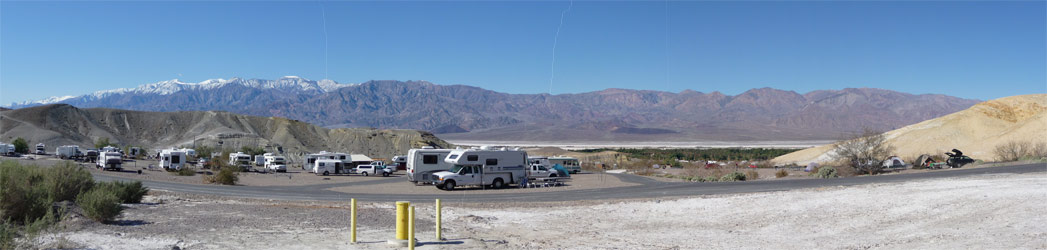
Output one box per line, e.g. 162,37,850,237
93,163,1046,203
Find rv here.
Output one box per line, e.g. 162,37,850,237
254,155,266,166
96,152,123,171
432,148,528,190
548,156,582,173
405,148,454,184
313,159,352,176
304,151,349,171
82,150,99,163
391,155,407,171
159,150,187,171
56,145,81,159
128,147,141,157
35,143,46,155
0,144,11,156
263,153,287,172
228,152,253,168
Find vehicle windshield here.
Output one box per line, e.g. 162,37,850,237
450,165,464,173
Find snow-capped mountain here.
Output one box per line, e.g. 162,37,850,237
8,76,354,108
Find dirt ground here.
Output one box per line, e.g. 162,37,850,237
27,171,1046,249
327,172,634,195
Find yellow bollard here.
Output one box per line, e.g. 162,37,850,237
350,198,357,243
395,201,410,240
435,199,442,241
409,206,416,250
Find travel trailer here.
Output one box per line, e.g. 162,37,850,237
432,148,528,190
263,153,287,172
56,145,81,159
313,159,352,176
160,149,187,171
304,151,349,171
35,143,46,155
96,152,123,171
0,144,12,156
405,148,454,184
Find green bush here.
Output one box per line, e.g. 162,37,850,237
11,138,29,154
94,181,148,204
205,166,239,185
76,188,123,223
703,176,719,182
1,222,17,250
775,169,789,178
815,167,839,179
720,172,747,182
43,162,94,203
0,161,50,224
173,167,196,176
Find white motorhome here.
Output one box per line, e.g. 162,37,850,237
228,152,252,168
35,143,46,155
0,144,11,156
432,148,528,190
304,151,349,171
264,153,287,172
406,148,454,184
313,159,352,176
160,150,187,171
96,152,123,171
101,146,120,153
56,145,81,159
547,156,581,173
254,155,266,166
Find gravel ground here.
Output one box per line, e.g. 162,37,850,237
30,171,1046,249
327,172,634,195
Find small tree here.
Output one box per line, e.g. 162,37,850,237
829,129,894,175
95,137,115,149
11,138,29,154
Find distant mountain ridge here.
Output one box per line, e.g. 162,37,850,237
7,78,981,141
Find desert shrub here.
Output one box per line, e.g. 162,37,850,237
775,169,789,178
43,162,94,203
720,172,747,182
173,167,196,176
0,222,16,249
703,176,719,182
745,170,759,180
815,167,838,179
93,181,148,204
994,141,1047,162
76,188,123,223
205,166,239,185
830,129,894,175
11,138,29,154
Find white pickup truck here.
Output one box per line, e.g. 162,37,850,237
433,148,527,190
356,161,394,177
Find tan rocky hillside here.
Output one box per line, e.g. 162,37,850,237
0,104,451,164
775,94,1047,164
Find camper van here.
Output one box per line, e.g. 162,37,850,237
432,148,528,190
313,159,352,175
56,145,81,159
96,152,123,171
548,156,581,173
304,151,349,171
406,148,454,184
35,143,46,155
160,150,187,171
263,153,287,172
228,152,253,168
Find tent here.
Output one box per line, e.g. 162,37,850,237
882,156,906,168
551,164,571,178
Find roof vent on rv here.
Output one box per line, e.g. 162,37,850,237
480,146,491,150
422,146,435,149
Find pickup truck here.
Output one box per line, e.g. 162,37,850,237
356,161,394,177
527,164,560,179
433,165,526,190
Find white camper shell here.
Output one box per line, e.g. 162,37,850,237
406,148,454,184
229,152,252,168
96,152,123,171
263,153,287,172
432,148,528,190
160,150,187,171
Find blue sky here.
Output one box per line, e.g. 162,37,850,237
1,1,1044,103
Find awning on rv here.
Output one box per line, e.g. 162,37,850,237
349,154,373,162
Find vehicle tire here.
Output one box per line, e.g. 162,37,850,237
383,172,390,177
323,171,330,176
363,172,369,176
492,178,504,189
549,174,557,178
444,180,455,191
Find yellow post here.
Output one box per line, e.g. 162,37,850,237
408,206,416,250
395,201,410,240
350,198,357,243
435,199,442,241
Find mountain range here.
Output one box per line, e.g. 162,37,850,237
7,77,981,141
